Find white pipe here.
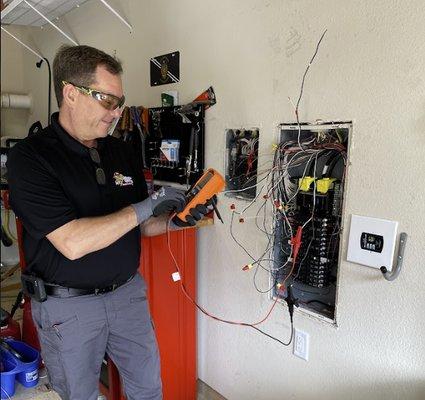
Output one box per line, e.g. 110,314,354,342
1,93,32,109
98,0,133,32
1,26,44,59
23,0,79,45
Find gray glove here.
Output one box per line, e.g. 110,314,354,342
171,195,216,227
131,187,186,224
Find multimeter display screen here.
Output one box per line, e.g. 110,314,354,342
186,171,214,202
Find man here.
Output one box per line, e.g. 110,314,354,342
7,45,209,400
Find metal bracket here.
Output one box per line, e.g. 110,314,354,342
380,232,407,281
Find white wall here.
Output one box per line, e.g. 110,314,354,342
1,1,424,399
1,25,30,138
1,24,52,137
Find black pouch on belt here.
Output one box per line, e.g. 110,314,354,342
21,273,47,302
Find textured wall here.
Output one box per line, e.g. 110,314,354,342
1,26,31,138
1,0,424,399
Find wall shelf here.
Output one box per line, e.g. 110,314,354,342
1,0,132,57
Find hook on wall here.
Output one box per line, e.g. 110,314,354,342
380,232,407,281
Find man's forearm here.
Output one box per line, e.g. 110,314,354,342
47,206,138,260
140,214,181,237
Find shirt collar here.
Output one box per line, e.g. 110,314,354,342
51,112,105,156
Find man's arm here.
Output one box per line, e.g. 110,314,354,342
46,186,189,260
140,214,175,237
44,180,214,259
47,206,138,260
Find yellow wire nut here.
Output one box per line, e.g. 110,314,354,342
317,178,336,194
272,143,278,150
299,177,315,191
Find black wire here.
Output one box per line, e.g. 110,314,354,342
295,29,328,151
295,29,328,114
36,58,52,124
251,321,294,347
45,58,52,124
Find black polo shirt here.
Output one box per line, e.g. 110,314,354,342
7,112,148,289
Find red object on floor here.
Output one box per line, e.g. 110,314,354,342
15,216,41,351
0,315,21,341
141,229,197,400
100,229,197,400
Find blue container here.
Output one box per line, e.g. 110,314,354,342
4,339,40,388
0,351,18,399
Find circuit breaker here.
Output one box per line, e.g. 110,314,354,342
272,122,351,322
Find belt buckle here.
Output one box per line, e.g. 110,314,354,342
95,283,117,295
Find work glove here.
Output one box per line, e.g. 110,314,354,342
172,195,217,227
131,186,186,224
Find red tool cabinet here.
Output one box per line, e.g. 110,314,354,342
99,228,197,399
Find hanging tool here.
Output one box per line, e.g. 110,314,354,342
120,106,130,141
186,126,195,186
192,122,200,173
176,168,225,224
130,106,148,169
151,110,163,138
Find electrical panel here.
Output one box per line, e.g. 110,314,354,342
225,128,259,200
272,122,351,322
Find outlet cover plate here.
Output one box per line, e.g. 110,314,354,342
293,329,309,361
347,215,398,270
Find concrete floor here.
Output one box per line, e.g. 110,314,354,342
6,379,226,400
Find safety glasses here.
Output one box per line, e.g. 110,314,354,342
88,148,106,185
62,81,125,111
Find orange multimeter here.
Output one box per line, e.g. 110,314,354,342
177,168,225,222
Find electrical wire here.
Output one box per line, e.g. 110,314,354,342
251,322,293,347
165,217,293,347
294,29,328,150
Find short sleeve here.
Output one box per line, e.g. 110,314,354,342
7,142,77,239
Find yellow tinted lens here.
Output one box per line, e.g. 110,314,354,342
94,93,117,110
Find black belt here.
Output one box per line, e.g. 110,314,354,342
45,274,135,298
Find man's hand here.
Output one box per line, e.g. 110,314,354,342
132,187,186,224
172,196,216,227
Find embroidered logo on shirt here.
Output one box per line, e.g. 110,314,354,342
113,172,134,186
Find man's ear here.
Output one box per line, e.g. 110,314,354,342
62,84,77,108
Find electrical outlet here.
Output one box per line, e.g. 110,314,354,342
293,329,309,361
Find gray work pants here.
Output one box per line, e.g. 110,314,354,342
31,273,162,400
